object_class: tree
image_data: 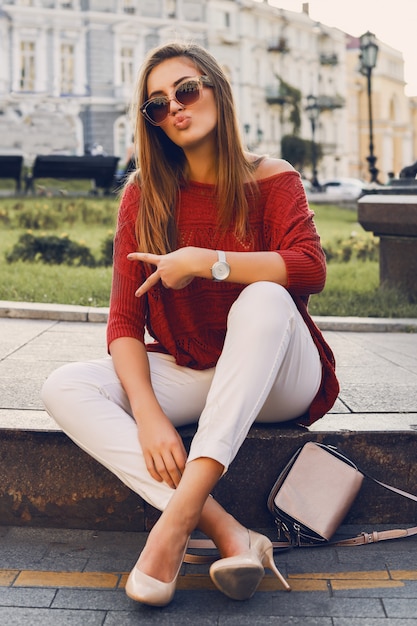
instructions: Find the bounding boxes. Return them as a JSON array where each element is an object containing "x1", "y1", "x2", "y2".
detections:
[
  {"x1": 281, "y1": 135, "x2": 323, "y2": 173},
  {"x1": 274, "y1": 74, "x2": 302, "y2": 136}
]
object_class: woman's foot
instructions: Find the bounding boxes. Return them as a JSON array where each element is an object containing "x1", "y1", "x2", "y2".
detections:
[
  {"x1": 125, "y1": 514, "x2": 191, "y2": 606},
  {"x1": 209, "y1": 529, "x2": 291, "y2": 600}
]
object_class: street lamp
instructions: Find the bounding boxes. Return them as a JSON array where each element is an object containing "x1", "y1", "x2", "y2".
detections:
[
  {"x1": 359, "y1": 31, "x2": 379, "y2": 183},
  {"x1": 306, "y1": 93, "x2": 320, "y2": 189}
]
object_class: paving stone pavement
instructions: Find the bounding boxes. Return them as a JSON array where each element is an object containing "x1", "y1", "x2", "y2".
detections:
[
  {"x1": 1, "y1": 525, "x2": 417, "y2": 625},
  {"x1": 0, "y1": 303, "x2": 417, "y2": 624}
]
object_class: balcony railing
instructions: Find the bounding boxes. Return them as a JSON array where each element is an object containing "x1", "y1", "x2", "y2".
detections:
[
  {"x1": 265, "y1": 85, "x2": 291, "y2": 106},
  {"x1": 319, "y1": 53, "x2": 338, "y2": 66},
  {"x1": 317, "y1": 94, "x2": 345, "y2": 110},
  {"x1": 267, "y1": 37, "x2": 290, "y2": 54}
]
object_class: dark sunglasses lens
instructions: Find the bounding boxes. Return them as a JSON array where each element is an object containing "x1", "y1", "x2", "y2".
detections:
[
  {"x1": 175, "y1": 80, "x2": 201, "y2": 106},
  {"x1": 146, "y1": 99, "x2": 169, "y2": 124}
]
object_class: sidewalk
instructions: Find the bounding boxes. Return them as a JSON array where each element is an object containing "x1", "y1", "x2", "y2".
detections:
[{"x1": 0, "y1": 302, "x2": 417, "y2": 624}]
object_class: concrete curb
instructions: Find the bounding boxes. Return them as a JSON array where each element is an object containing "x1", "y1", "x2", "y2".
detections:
[
  {"x1": 0, "y1": 300, "x2": 109, "y2": 323},
  {"x1": 1, "y1": 300, "x2": 416, "y2": 332}
]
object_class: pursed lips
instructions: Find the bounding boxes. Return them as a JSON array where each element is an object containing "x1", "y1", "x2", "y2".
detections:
[{"x1": 173, "y1": 114, "x2": 191, "y2": 129}]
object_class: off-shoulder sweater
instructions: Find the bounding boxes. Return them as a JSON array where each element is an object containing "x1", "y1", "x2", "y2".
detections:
[{"x1": 107, "y1": 170, "x2": 339, "y2": 425}]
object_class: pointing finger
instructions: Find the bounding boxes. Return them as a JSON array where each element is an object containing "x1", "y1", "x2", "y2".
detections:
[
  {"x1": 135, "y1": 271, "x2": 160, "y2": 297},
  {"x1": 127, "y1": 252, "x2": 160, "y2": 266}
]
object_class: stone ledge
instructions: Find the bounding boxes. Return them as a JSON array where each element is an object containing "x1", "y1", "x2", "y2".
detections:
[
  {"x1": 1, "y1": 414, "x2": 416, "y2": 532},
  {"x1": 1, "y1": 301, "x2": 416, "y2": 332},
  {"x1": 2, "y1": 409, "x2": 417, "y2": 434},
  {"x1": 313, "y1": 316, "x2": 417, "y2": 332},
  {"x1": 358, "y1": 194, "x2": 417, "y2": 236},
  {"x1": 0, "y1": 301, "x2": 109, "y2": 323}
]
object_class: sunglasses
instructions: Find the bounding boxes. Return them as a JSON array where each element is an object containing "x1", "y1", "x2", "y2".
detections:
[{"x1": 141, "y1": 75, "x2": 213, "y2": 126}]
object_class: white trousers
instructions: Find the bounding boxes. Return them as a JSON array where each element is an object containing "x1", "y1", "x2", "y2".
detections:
[{"x1": 42, "y1": 282, "x2": 321, "y2": 512}]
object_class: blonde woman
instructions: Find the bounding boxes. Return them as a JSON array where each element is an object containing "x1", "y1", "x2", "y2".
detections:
[{"x1": 42, "y1": 42, "x2": 339, "y2": 607}]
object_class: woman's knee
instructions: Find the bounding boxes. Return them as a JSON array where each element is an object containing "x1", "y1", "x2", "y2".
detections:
[
  {"x1": 228, "y1": 282, "x2": 295, "y2": 331},
  {"x1": 42, "y1": 362, "x2": 74, "y2": 400},
  {"x1": 41, "y1": 359, "x2": 111, "y2": 414}
]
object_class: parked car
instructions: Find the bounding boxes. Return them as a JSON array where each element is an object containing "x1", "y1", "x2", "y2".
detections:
[
  {"x1": 301, "y1": 178, "x2": 314, "y2": 193},
  {"x1": 320, "y1": 177, "x2": 368, "y2": 200}
]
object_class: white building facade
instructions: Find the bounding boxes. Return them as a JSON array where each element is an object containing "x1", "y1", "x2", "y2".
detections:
[{"x1": 0, "y1": 0, "x2": 410, "y2": 182}]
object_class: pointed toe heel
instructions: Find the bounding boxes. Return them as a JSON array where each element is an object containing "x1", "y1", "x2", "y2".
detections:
[
  {"x1": 125, "y1": 567, "x2": 177, "y2": 607},
  {"x1": 209, "y1": 530, "x2": 291, "y2": 601},
  {"x1": 125, "y1": 538, "x2": 189, "y2": 607}
]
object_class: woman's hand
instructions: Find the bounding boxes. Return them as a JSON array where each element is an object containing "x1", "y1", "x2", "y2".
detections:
[
  {"x1": 128, "y1": 247, "x2": 199, "y2": 296},
  {"x1": 138, "y1": 411, "x2": 188, "y2": 489}
]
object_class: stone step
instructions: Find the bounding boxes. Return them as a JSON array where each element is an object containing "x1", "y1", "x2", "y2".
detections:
[{"x1": 1, "y1": 411, "x2": 416, "y2": 533}]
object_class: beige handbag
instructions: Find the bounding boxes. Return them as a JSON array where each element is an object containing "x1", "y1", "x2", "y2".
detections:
[{"x1": 267, "y1": 441, "x2": 417, "y2": 548}]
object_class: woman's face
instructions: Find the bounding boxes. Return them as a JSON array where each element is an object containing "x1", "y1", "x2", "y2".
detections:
[{"x1": 145, "y1": 56, "x2": 217, "y2": 151}]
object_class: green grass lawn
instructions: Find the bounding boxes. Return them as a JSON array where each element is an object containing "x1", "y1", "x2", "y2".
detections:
[
  {"x1": 0, "y1": 198, "x2": 416, "y2": 317},
  {"x1": 312, "y1": 203, "x2": 360, "y2": 240}
]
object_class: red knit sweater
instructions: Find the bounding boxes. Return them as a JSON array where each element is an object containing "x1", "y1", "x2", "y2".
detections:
[{"x1": 107, "y1": 170, "x2": 339, "y2": 425}]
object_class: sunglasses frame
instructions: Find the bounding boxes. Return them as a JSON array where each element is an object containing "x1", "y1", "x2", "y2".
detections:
[{"x1": 141, "y1": 75, "x2": 213, "y2": 126}]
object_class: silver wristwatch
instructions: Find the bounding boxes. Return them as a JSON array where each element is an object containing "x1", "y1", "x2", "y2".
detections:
[{"x1": 211, "y1": 250, "x2": 230, "y2": 281}]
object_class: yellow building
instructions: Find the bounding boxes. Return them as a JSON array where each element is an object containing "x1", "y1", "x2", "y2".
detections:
[{"x1": 410, "y1": 97, "x2": 417, "y2": 165}]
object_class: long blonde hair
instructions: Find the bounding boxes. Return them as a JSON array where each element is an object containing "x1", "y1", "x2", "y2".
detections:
[{"x1": 130, "y1": 41, "x2": 257, "y2": 254}]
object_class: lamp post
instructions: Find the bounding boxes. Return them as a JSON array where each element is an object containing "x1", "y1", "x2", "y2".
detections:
[
  {"x1": 306, "y1": 94, "x2": 320, "y2": 189},
  {"x1": 359, "y1": 31, "x2": 379, "y2": 183}
]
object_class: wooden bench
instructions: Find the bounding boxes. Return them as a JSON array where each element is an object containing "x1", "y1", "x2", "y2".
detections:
[
  {"x1": 24, "y1": 155, "x2": 120, "y2": 195},
  {"x1": 0, "y1": 155, "x2": 23, "y2": 192}
]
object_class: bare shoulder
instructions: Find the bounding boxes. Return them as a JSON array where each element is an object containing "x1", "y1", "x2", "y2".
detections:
[{"x1": 253, "y1": 156, "x2": 294, "y2": 180}]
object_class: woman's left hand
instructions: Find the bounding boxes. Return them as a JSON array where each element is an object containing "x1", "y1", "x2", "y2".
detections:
[{"x1": 127, "y1": 247, "x2": 197, "y2": 296}]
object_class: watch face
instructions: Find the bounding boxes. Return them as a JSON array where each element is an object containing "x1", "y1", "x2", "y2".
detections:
[{"x1": 212, "y1": 260, "x2": 230, "y2": 281}]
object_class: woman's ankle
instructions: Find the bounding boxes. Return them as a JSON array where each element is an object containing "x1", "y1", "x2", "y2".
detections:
[{"x1": 198, "y1": 507, "x2": 249, "y2": 557}]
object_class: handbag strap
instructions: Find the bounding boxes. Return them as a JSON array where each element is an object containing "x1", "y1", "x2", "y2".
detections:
[
  {"x1": 184, "y1": 538, "x2": 218, "y2": 564},
  {"x1": 331, "y1": 526, "x2": 417, "y2": 547},
  {"x1": 184, "y1": 538, "x2": 292, "y2": 564}
]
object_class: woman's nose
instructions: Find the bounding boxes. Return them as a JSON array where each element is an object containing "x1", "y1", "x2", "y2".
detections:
[{"x1": 168, "y1": 97, "x2": 184, "y2": 114}]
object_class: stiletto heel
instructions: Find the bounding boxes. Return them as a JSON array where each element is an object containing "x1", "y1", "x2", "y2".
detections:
[
  {"x1": 125, "y1": 539, "x2": 189, "y2": 607},
  {"x1": 209, "y1": 529, "x2": 290, "y2": 600},
  {"x1": 261, "y1": 543, "x2": 291, "y2": 592}
]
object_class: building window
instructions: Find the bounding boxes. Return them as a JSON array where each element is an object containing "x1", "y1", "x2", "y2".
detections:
[
  {"x1": 120, "y1": 46, "x2": 134, "y2": 86},
  {"x1": 61, "y1": 43, "x2": 75, "y2": 94},
  {"x1": 20, "y1": 41, "x2": 36, "y2": 91},
  {"x1": 123, "y1": 0, "x2": 136, "y2": 14},
  {"x1": 166, "y1": 0, "x2": 176, "y2": 18}
]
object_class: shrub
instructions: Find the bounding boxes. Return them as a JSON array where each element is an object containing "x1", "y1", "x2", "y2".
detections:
[
  {"x1": 0, "y1": 197, "x2": 117, "y2": 230},
  {"x1": 14, "y1": 202, "x2": 61, "y2": 229},
  {"x1": 6, "y1": 232, "x2": 96, "y2": 267},
  {"x1": 323, "y1": 233, "x2": 379, "y2": 263},
  {"x1": 99, "y1": 231, "x2": 114, "y2": 266}
]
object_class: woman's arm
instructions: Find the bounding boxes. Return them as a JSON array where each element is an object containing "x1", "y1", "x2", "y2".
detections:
[
  {"x1": 129, "y1": 247, "x2": 288, "y2": 297},
  {"x1": 108, "y1": 185, "x2": 187, "y2": 488},
  {"x1": 109, "y1": 336, "x2": 187, "y2": 489}
]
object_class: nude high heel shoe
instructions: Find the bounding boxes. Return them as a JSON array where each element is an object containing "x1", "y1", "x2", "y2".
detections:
[
  {"x1": 125, "y1": 540, "x2": 189, "y2": 607},
  {"x1": 209, "y1": 529, "x2": 291, "y2": 600}
]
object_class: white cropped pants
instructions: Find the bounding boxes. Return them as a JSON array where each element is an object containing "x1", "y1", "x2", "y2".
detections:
[{"x1": 42, "y1": 282, "x2": 321, "y2": 512}]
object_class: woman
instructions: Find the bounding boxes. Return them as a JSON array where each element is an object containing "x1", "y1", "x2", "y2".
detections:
[{"x1": 42, "y1": 41, "x2": 339, "y2": 606}]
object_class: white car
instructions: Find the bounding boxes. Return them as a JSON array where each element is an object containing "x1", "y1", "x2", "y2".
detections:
[{"x1": 321, "y1": 178, "x2": 367, "y2": 200}]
